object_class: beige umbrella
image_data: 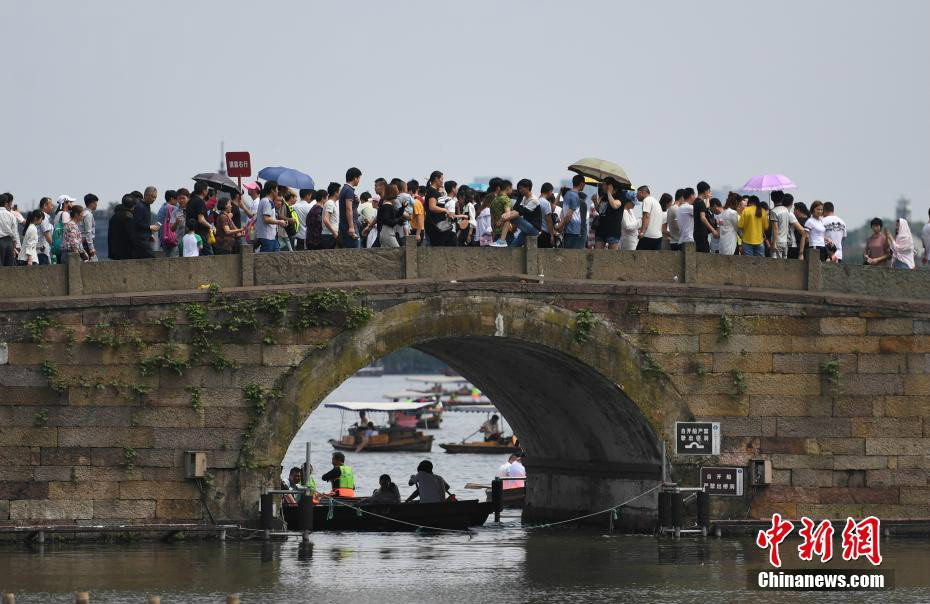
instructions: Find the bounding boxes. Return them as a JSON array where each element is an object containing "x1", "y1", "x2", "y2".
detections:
[{"x1": 567, "y1": 158, "x2": 632, "y2": 188}]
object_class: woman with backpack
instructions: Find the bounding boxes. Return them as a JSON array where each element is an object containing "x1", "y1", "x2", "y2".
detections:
[{"x1": 376, "y1": 184, "x2": 405, "y2": 248}]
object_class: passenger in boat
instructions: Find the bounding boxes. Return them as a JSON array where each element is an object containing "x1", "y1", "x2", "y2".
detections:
[
  {"x1": 480, "y1": 414, "x2": 502, "y2": 442},
  {"x1": 406, "y1": 460, "x2": 453, "y2": 504},
  {"x1": 355, "y1": 421, "x2": 378, "y2": 453},
  {"x1": 505, "y1": 454, "x2": 526, "y2": 490},
  {"x1": 282, "y1": 466, "x2": 304, "y2": 507},
  {"x1": 363, "y1": 474, "x2": 401, "y2": 504},
  {"x1": 321, "y1": 452, "x2": 356, "y2": 497},
  {"x1": 497, "y1": 454, "x2": 517, "y2": 478}
]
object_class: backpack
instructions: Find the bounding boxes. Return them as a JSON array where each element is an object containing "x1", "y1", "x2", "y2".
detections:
[
  {"x1": 305, "y1": 204, "x2": 324, "y2": 248},
  {"x1": 244, "y1": 215, "x2": 257, "y2": 244},
  {"x1": 285, "y1": 204, "x2": 299, "y2": 238},
  {"x1": 161, "y1": 205, "x2": 178, "y2": 248},
  {"x1": 51, "y1": 218, "x2": 64, "y2": 257}
]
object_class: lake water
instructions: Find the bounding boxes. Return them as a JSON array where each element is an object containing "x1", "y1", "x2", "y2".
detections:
[{"x1": 1, "y1": 376, "x2": 928, "y2": 602}]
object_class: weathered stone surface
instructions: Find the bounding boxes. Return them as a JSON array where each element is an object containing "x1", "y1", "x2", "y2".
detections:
[
  {"x1": 864, "y1": 438, "x2": 929, "y2": 456},
  {"x1": 880, "y1": 335, "x2": 930, "y2": 353},
  {"x1": 857, "y1": 354, "x2": 907, "y2": 374},
  {"x1": 790, "y1": 336, "x2": 880, "y2": 354},
  {"x1": 751, "y1": 486, "x2": 819, "y2": 504},
  {"x1": 772, "y1": 353, "x2": 856, "y2": 374},
  {"x1": 792, "y1": 469, "x2": 834, "y2": 487},
  {"x1": 832, "y1": 470, "x2": 866, "y2": 488},
  {"x1": 828, "y1": 454, "x2": 886, "y2": 476},
  {"x1": 712, "y1": 353, "x2": 773, "y2": 373},
  {"x1": 866, "y1": 469, "x2": 928, "y2": 487},
  {"x1": 796, "y1": 503, "x2": 863, "y2": 518},
  {"x1": 838, "y1": 374, "x2": 905, "y2": 396},
  {"x1": 699, "y1": 334, "x2": 794, "y2": 354},
  {"x1": 131, "y1": 407, "x2": 205, "y2": 429},
  {"x1": 751, "y1": 395, "x2": 833, "y2": 418},
  {"x1": 0, "y1": 481, "x2": 48, "y2": 499},
  {"x1": 776, "y1": 418, "x2": 851, "y2": 438},
  {"x1": 10, "y1": 499, "x2": 93, "y2": 520},
  {"x1": 93, "y1": 499, "x2": 156, "y2": 519},
  {"x1": 899, "y1": 487, "x2": 930, "y2": 505},
  {"x1": 759, "y1": 437, "x2": 808, "y2": 454},
  {"x1": 58, "y1": 427, "x2": 154, "y2": 448},
  {"x1": 814, "y1": 439, "x2": 865, "y2": 455},
  {"x1": 771, "y1": 454, "x2": 834, "y2": 469},
  {"x1": 860, "y1": 504, "x2": 930, "y2": 519},
  {"x1": 151, "y1": 428, "x2": 242, "y2": 450},
  {"x1": 908, "y1": 354, "x2": 930, "y2": 374},
  {"x1": 0, "y1": 499, "x2": 8, "y2": 520},
  {"x1": 48, "y1": 481, "x2": 119, "y2": 500},
  {"x1": 0, "y1": 467, "x2": 35, "y2": 481},
  {"x1": 688, "y1": 395, "x2": 748, "y2": 417},
  {"x1": 33, "y1": 466, "x2": 74, "y2": 482},
  {"x1": 72, "y1": 466, "x2": 141, "y2": 482},
  {"x1": 156, "y1": 499, "x2": 203, "y2": 520},
  {"x1": 866, "y1": 318, "x2": 914, "y2": 335},
  {"x1": 0, "y1": 447, "x2": 39, "y2": 466},
  {"x1": 819, "y1": 487, "x2": 898, "y2": 504},
  {"x1": 41, "y1": 447, "x2": 92, "y2": 466},
  {"x1": 262, "y1": 345, "x2": 313, "y2": 367},
  {"x1": 745, "y1": 374, "x2": 822, "y2": 396},
  {"x1": 0, "y1": 427, "x2": 58, "y2": 447},
  {"x1": 852, "y1": 418, "x2": 923, "y2": 438},
  {"x1": 904, "y1": 375, "x2": 930, "y2": 396},
  {"x1": 749, "y1": 501, "x2": 797, "y2": 519},
  {"x1": 882, "y1": 396, "x2": 929, "y2": 418},
  {"x1": 820, "y1": 317, "x2": 866, "y2": 335},
  {"x1": 119, "y1": 480, "x2": 199, "y2": 500}
]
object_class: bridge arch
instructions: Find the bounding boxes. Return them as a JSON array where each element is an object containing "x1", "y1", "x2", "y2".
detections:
[{"x1": 249, "y1": 294, "x2": 693, "y2": 527}]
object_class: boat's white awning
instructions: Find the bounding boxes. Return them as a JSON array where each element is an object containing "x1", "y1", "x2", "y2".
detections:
[
  {"x1": 443, "y1": 405, "x2": 498, "y2": 413},
  {"x1": 405, "y1": 375, "x2": 470, "y2": 384},
  {"x1": 382, "y1": 390, "x2": 441, "y2": 400},
  {"x1": 324, "y1": 401, "x2": 436, "y2": 412}
]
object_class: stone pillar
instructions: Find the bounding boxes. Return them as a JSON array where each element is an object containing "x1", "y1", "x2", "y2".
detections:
[
  {"x1": 240, "y1": 244, "x2": 254, "y2": 287},
  {"x1": 805, "y1": 251, "x2": 821, "y2": 291},
  {"x1": 681, "y1": 242, "x2": 696, "y2": 283},
  {"x1": 525, "y1": 236, "x2": 539, "y2": 277},
  {"x1": 66, "y1": 253, "x2": 83, "y2": 296},
  {"x1": 403, "y1": 235, "x2": 418, "y2": 279}
]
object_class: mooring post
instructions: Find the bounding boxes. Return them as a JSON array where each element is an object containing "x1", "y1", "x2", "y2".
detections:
[
  {"x1": 74, "y1": 592, "x2": 89, "y2": 604},
  {"x1": 491, "y1": 478, "x2": 503, "y2": 522},
  {"x1": 260, "y1": 492, "x2": 274, "y2": 531},
  {"x1": 658, "y1": 491, "x2": 671, "y2": 533},
  {"x1": 304, "y1": 442, "x2": 312, "y2": 483},
  {"x1": 298, "y1": 489, "x2": 314, "y2": 533},
  {"x1": 37, "y1": 530, "x2": 45, "y2": 544},
  {"x1": 670, "y1": 492, "x2": 683, "y2": 530},
  {"x1": 696, "y1": 491, "x2": 710, "y2": 529}
]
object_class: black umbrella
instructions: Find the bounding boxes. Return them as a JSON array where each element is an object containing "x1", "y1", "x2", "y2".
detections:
[{"x1": 192, "y1": 172, "x2": 239, "y2": 193}]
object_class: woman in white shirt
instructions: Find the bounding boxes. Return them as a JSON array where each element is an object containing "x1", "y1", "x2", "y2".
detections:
[
  {"x1": 476, "y1": 205, "x2": 492, "y2": 246},
  {"x1": 620, "y1": 196, "x2": 641, "y2": 251},
  {"x1": 717, "y1": 195, "x2": 740, "y2": 256},
  {"x1": 805, "y1": 200, "x2": 828, "y2": 261},
  {"x1": 17, "y1": 210, "x2": 43, "y2": 265},
  {"x1": 885, "y1": 218, "x2": 915, "y2": 269}
]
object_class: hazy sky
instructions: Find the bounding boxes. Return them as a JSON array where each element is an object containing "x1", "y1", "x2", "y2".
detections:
[{"x1": 2, "y1": 1, "x2": 927, "y2": 226}]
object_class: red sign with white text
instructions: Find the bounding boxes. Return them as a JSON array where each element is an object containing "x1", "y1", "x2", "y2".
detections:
[{"x1": 225, "y1": 151, "x2": 251, "y2": 177}]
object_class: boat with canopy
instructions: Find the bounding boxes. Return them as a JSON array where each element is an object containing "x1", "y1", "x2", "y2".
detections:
[
  {"x1": 382, "y1": 390, "x2": 443, "y2": 429},
  {"x1": 325, "y1": 401, "x2": 435, "y2": 452}
]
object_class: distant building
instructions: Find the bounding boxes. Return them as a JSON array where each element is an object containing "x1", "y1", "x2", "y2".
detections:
[{"x1": 895, "y1": 196, "x2": 911, "y2": 222}]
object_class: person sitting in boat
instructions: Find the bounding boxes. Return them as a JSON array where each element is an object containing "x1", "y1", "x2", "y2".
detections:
[
  {"x1": 406, "y1": 460, "x2": 453, "y2": 503},
  {"x1": 479, "y1": 414, "x2": 502, "y2": 442},
  {"x1": 504, "y1": 454, "x2": 526, "y2": 490},
  {"x1": 321, "y1": 452, "x2": 356, "y2": 497},
  {"x1": 355, "y1": 421, "x2": 378, "y2": 453},
  {"x1": 352, "y1": 410, "x2": 369, "y2": 429},
  {"x1": 281, "y1": 466, "x2": 303, "y2": 507},
  {"x1": 362, "y1": 474, "x2": 401, "y2": 504}
]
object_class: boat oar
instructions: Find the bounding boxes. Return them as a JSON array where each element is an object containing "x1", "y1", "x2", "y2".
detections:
[
  {"x1": 460, "y1": 429, "x2": 480, "y2": 444},
  {"x1": 464, "y1": 483, "x2": 491, "y2": 490}
]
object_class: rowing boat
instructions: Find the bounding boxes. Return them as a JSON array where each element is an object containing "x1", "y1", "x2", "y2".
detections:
[
  {"x1": 439, "y1": 441, "x2": 520, "y2": 454},
  {"x1": 329, "y1": 433, "x2": 434, "y2": 452},
  {"x1": 282, "y1": 499, "x2": 493, "y2": 531}
]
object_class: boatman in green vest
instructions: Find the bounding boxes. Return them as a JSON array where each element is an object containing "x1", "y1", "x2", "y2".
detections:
[{"x1": 322, "y1": 452, "x2": 356, "y2": 497}]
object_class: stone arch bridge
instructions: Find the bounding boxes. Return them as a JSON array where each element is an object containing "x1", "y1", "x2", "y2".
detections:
[{"x1": 0, "y1": 242, "x2": 927, "y2": 530}]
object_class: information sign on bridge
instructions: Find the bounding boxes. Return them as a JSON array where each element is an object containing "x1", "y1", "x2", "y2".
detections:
[
  {"x1": 675, "y1": 421, "x2": 720, "y2": 455},
  {"x1": 700, "y1": 467, "x2": 744, "y2": 496}
]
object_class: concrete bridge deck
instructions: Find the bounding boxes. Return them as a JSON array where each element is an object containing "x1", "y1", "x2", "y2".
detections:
[{"x1": 0, "y1": 243, "x2": 927, "y2": 530}]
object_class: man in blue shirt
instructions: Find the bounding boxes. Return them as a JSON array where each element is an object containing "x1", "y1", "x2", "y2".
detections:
[
  {"x1": 556, "y1": 174, "x2": 587, "y2": 249},
  {"x1": 339, "y1": 167, "x2": 362, "y2": 248}
]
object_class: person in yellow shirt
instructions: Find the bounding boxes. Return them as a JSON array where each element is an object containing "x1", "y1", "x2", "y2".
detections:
[
  {"x1": 407, "y1": 179, "x2": 425, "y2": 244},
  {"x1": 738, "y1": 196, "x2": 769, "y2": 256}
]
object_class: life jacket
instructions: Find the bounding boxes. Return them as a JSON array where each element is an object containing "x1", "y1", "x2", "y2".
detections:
[
  {"x1": 305, "y1": 204, "x2": 323, "y2": 248},
  {"x1": 285, "y1": 204, "x2": 299, "y2": 238},
  {"x1": 337, "y1": 465, "x2": 354, "y2": 490}
]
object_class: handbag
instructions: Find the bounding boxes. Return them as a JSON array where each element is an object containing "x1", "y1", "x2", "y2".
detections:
[{"x1": 161, "y1": 206, "x2": 178, "y2": 247}]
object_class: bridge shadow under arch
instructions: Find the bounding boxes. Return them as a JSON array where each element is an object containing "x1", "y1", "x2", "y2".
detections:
[{"x1": 249, "y1": 295, "x2": 693, "y2": 527}]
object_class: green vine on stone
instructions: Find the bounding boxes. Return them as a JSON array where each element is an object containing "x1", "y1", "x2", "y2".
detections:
[
  {"x1": 345, "y1": 305, "x2": 375, "y2": 329},
  {"x1": 25, "y1": 314, "x2": 61, "y2": 348},
  {"x1": 33, "y1": 410, "x2": 49, "y2": 427},
  {"x1": 820, "y1": 357, "x2": 842, "y2": 395},
  {"x1": 124, "y1": 447, "x2": 138, "y2": 471},
  {"x1": 730, "y1": 369, "x2": 747, "y2": 399},
  {"x1": 718, "y1": 314, "x2": 733, "y2": 340},
  {"x1": 573, "y1": 309, "x2": 595, "y2": 344},
  {"x1": 188, "y1": 386, "x2": 204, "y2": 417},
  {"x1": 238, "y1": 383, "x2": 282, "y2": 469},
  {"x1": 139, "y1": 344, "x2": 189, "y2": 377},
  {"x1": 40, "y1": 360, "x2": 69, "y2": 392},
  {"x1": 153, "y1": 315, "x2": 177, "y2": 331},
  {"x1": 642, "y1": 354, "x2": 669, "y2": 381},
  {"x1": 83, "y1": 319, "x2": 144, "y2": 351}
]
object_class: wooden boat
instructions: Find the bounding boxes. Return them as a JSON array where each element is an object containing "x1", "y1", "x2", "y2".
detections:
[
  {"x1": 282, "y1": 499, "x2": 493, "y2": 531},
  {"x1": 324, "y1": 401, "x2": 437, "y2": 452},
  {"x1": 329, "y1": 433, "x2": 433, "y2": 452},
  {"x1": 486, "y1": 486, "x2": 525, "y2": 508},
  {"x1": 439, "y1": 441, "x2": 520, "y2": 454}
]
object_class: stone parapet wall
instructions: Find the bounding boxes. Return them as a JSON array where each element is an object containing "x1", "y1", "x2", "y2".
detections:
[{"x1": 1, "y1": 241, "x2": 927, "y2": 303}]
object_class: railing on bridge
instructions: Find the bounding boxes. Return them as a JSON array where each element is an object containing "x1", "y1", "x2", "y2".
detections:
[{"x1": 0, "y1": 237, "x2": 927, "y2": 302}]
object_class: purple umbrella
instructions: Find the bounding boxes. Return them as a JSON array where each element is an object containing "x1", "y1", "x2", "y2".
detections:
[{"x1": 742, "y1": 174, "x2": 796, "y2": 192}]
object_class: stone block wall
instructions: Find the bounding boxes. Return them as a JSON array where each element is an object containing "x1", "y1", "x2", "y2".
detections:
[{"x1": 0, "y1": 280, "x2": 927, "y2": 527}]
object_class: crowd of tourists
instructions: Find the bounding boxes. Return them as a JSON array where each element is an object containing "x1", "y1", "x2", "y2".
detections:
[{"x1": 0, "y1": 169, "x2": 928, "y2": 269}]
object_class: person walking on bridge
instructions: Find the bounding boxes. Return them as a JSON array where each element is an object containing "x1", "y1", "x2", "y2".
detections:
[{"x1": 322, "y1": 451, "x2": 356, "y2": 497}]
